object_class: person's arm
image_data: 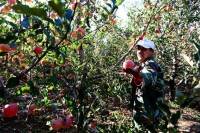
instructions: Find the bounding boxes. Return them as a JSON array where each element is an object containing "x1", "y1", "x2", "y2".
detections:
[
  {"x1": 122, "y1": 66, "x2": 142, "y2": 78},
  {"x1": 123, "y1": 66, "x2": 143, "y2": 86},
  {"x1": 140, "y1": 61, "x2": 159, "y2": 93}
]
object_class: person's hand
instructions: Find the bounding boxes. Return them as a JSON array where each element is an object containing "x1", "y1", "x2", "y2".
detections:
[
  {"x1": 132, "y1": 66, "x2": 142, "y2": 77},
  {"x1": 123, "y1": 65, "x2": 142, "y2": 77},
  {"x1": 122, "y1": 67, "x2": 134, "y2": 74}
]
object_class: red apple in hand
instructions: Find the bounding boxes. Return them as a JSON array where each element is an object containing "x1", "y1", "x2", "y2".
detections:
[
  {"x1": 123, "y1": 60, "x2": 135, "y2": 69},
  {"x1": 2, "y1": 103, "x2": 18, "y2": 118}
]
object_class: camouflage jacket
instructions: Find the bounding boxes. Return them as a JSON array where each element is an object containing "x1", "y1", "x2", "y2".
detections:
[{"x1": 132, "y1": 57, "x2": 164, "y2": 97}]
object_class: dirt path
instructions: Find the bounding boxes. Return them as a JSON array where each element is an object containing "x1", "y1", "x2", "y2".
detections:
[
  {"x1": 178, "y1": 108, "x2": 200, "y2": 133},
  {"x1": 0, "y1": 103, "x2": 199, "y2": 132}
]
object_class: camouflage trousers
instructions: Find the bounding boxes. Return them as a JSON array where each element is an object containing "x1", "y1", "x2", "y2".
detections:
[{"x1": 132, "y1": 89, "x2": 165, "y2": 127}]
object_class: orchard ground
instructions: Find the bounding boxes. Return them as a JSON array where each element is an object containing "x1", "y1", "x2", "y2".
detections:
[{"x1": 0, "y1": 100, "x2": 199, "y2": 132}]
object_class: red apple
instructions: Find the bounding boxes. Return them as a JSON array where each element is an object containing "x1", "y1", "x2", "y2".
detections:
[
  {"x1": 1, "y1": 6, "x2": 11, "y2": 14},
  {"x1": 166, "y1": 5, "x2": 173, "y2": 11},
  {"x1": 142, "y1": 31, "x2": 146, "y2": 36},
  {"x1": 155, "y1": 28, "x2": 161, "y2": 33},
  {"x1": 12, "y1": 57, "x2": 21, "y2": 63},
  {"x1": 0, "y1": 44, "x2": 11, "y2": 52},
  {"x1": 139, "y1": 35, "x2": 144, "y2": 40},
  {"x1": 71, "y1": 32, "x2": 77, "y2": 38},
  {"x1": 33, "y1": 46, "x2": 42, "y2": 54},
  {"x1": 50, "y1": 13, "x2": 58, "y2": 19},
  {"x1": 123, "y1": 60, "x2": 135, "y2": 69},
  {"x1": 144, "y1": 20, "x2": 149, "y2": 24},
  {"x1": 65, "y1": 115, "x2": 73, "y2": 128},
  {"x1": 89, "y1": 12, "x2": 93, "y2": 17},
  {"x1": 8, "y1": 0, "x2": 16, "y2": 6},
  {"x1": 89, "y1": 122, "x2": 96, "y2": 128},
  {"x1": 41, "y1": 60, "x2": 46, "y2": 66},
  {"x1": 76, "y1": 27, "x2": 86, "y2": 36},
  {"x1": 28, "y1": 104, "x2": 39, "y2": 115},
  {"x1": 154, "y1": 15, "x2": 160, "y2": 21},
  {"x1": 144, "y1": 2, "x2": 151, "y2": 8},
  {"x1": 57, "y1": 74, "x2": 63, "y2": 79},
  {"x1": 51, "y1": 118, "x2": 63, "y2": 131},
  {"x1": 2, "y1": 103, "x2": 18, "y2": 118},
  {"x1": 169, "y1": 24, "x2": 174, "y2": 29}
]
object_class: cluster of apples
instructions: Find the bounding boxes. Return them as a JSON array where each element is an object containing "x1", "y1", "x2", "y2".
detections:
[
  {"x1": 0, "y1": 44, "x2": 11, "y2": 52},
  {"x1": 51, "y1": 115, "x2": 73, "y2": 131},
  {"x1": 0, "y1": 0, "x2": 15, "y2": 13},
  {"x1": 2, "y1": 103, "x2": 39, "y2": 118},
  {"x1": 70, "y1": 27, "x2": 86, "y2": 38}
]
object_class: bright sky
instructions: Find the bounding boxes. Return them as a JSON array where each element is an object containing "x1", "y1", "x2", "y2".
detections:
[{"x1": 116, "y1": 0, "x2": 143, "y2": 26}]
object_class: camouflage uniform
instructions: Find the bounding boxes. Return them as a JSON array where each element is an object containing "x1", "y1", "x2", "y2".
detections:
[{"x1": 132, "y1": 57, "x2": 164, "y2": 127}]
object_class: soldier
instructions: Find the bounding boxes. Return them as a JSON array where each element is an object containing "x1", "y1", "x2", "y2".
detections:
[{"x1": 123, "y1": 38, "x2": 166, "y2": 132}]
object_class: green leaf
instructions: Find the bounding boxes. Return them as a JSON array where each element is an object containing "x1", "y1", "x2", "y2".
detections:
[
  {"x1": 78, "y1": 107, "x2": 84, "y2": 129},
  {"x1": 76, "y1": 63, "x2": 86, "y2": 72},
  {"x1": 171, "y1": 111, "x2": 181, "y2": 126},
  {"x1": 112, "y1": 0, "x2": 117, "y2": 5},
  {"x1": 116, "y1": 0, "x2": 124, "y2": 6},
  {"x1": 102, "y1": 6, "x2": 110, "y2": 14},
  {"x1": 50, "y1": 37, "x2": 56, "y2": 47},
  {"x1": 7, "y1": 21, "x2": 18, "y2": 28},
  {"x1": 194, "y1": 53, "x2": 200, "y2": 62},
  {"x1": 0, "y1": 52, "x2": 7, "y2": 56},
  {"x1": 16, "y1": 90, "x2": 22, "y2": 95},
  {"x1": 6, "y1": 77, "x2": 20, "y2": 88},
  {"x1": 106, "y1": 3, "x2": 113, "y2": 8},
  {"x1": 192, "y1": 83, "x2": 200, "y2": 97},
  {"x1": 176, "y1": 89, "x2": 184, "y2": 97},
  {"x1": 27, "y1": 80, "x2": 39, "y2": 96},
  {"x1": 0, "y1": 35, "x2": 16, "y2": 43},
  {"x1": 48, "y1": 0, "x2": 65, "y2": 18},
  {"x1": 157, "y1": 101, "x2": 171, "y2": 116},
  {"x1": 12, "y1": 4, "x2": 54, "y2": 24},
  {"x1": 21, "y1": 86, "x2": 30, "y2": 91},
  {"x1": 180, "y1": 97, "x2": 194, "y2": 108}
]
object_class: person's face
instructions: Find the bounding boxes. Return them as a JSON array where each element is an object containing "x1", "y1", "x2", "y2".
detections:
[{"x1": 137, "y1": 45, "x2": 154, "y2": 63}]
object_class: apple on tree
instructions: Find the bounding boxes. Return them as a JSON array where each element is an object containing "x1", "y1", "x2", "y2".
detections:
[
  {"x1": 71, "y1": 32, "x2": 77, "y2": 38},
  {"x1": 41, "y1": 59, "x2": 46, "y2": 66},
  {"x1": 1, "y1": 6, "x2": 11, "y2": 14},
  {"x1": 33, "y1": 46, "x2": 42, "y2": 54},
  {"x1": 2, "y1": 103, "x2": 19, "y2": 118},
  {"x1": 51, "y1": 118, "x2": 63, "y2": 131},
  {"x1": 8, "y1": 0, "x2": 16, "y2": 6},
  {"x1": 0, "y1": 44, "x2": 11, "y2": 52},
  {"x1": 28, "y1": 104, "x2": 39, "y2": 115},
  {"x1": 64, "y1": 115, "x2": 73, "y2": 128},
  {"x1": 89, "y1": 121, "x2": 96, "y2": 128}
]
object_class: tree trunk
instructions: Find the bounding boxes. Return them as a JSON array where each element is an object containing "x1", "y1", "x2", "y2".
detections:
[
  {"x1": 169, "y1": 76, "x2": 175, "y2": 101},
  {"x1": 169, "y1": 47, "x2": 178, "y2": 101}
]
